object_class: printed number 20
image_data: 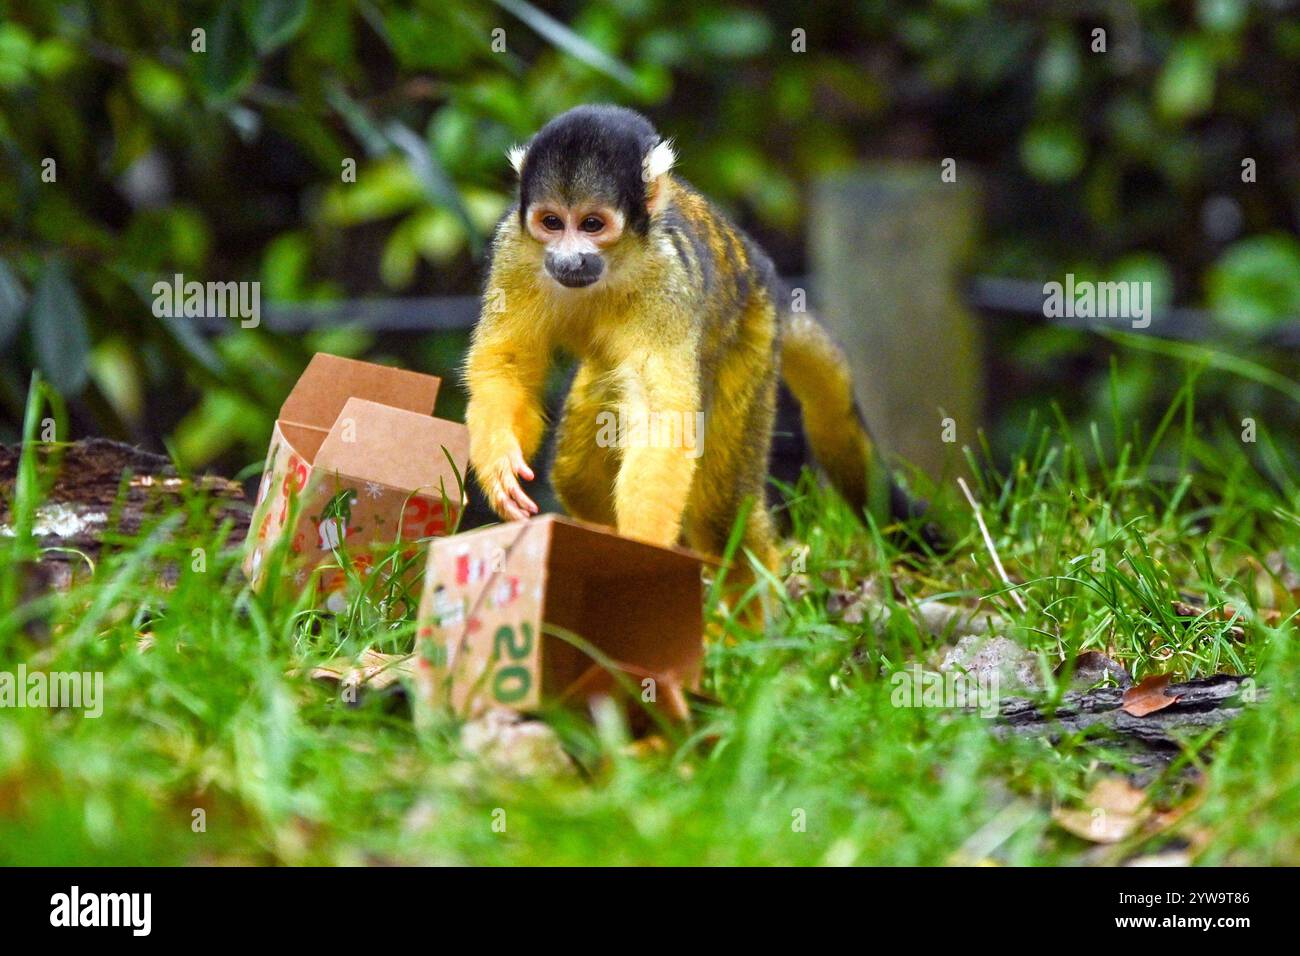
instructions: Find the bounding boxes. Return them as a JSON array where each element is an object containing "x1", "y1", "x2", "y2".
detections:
[{"x1": 492, "y1": 623, "x2": 534, "y2": 703}]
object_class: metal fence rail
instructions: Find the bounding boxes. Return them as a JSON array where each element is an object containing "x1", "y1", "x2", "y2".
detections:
[{"x1": 206, "y1": 278, "x2": 1300, "y2": 348}]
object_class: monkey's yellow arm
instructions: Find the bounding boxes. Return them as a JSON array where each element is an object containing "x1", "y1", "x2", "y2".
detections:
[
  {"x1": 464, "y1": 286, "x2": 551, "y2": 521},
  {"x1": 611, "y1": 342, "x2": 701, "y2": 547}
]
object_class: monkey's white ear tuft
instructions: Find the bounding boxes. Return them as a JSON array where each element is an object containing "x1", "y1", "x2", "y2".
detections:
[
  {"x1": 507, "y1": 144, "x2": 528, "y2": 176},
  {"x1": 643, "y1": 138, "x2": 676, "y2": 183}
]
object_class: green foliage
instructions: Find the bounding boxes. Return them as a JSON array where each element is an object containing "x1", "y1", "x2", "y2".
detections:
[
  {"x1": 1206, "y1": 234, "x2": 1300, "y2": 334},
  {"x1": 0, "y1": 0, "x2": 1297, "y2": 469}
]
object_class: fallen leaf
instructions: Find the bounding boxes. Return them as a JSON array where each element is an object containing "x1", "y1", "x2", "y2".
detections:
[
  {"x1": 309, "y1": 649, "x2": 413, "y2": 693},
  {"x1": 1056, "y1": 777, "x2": 1207, "y2": 850},
  {"x1": 1122, "y1": 674, "x2": 1182, "y2": 717},
  {"x1": 1053, "y1": 778, "x2": 1149, "y2": 844}
]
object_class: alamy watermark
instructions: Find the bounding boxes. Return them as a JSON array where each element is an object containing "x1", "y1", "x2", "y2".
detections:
[
  {"x1": 50, "y1": 886, "x2": 150, "y2": 936},
  {"x1": 890, "y1": 663, "x2": 1000, "y2": 718},
  {"x1": 595, "y1": 406, "x2": 705, "y2": 459},
  {"x1": 152, "y1": 273, "x2": 260, "y2": 328},
  {"x1": 0, "y1": 666, "x2": 103, "y2": 717},
  {"x1": 1043, "y1": 273, "x2": 1152, "y2": 329}
]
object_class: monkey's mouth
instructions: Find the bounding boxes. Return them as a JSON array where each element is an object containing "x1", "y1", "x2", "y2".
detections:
[{"x1": 551, "y1": 271, "x2": 601, "y2": 289}]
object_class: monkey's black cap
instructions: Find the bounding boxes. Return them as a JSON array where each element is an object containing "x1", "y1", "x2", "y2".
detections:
[{"x1": 517, "y1": 105, "x2": 663, "y2": 235}]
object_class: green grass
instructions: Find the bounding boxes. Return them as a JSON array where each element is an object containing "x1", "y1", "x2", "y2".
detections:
[{"x1": 1, "y1": 368, "x2": 1298, "y2": 866}]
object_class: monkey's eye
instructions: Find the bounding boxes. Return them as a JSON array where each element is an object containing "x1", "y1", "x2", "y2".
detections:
[
  {"x1": 540, "y1": 214, "x2": 564, "y2": 231},
  {"x1": 579, "y1": 216, "x2": 605, "y2": 233}
]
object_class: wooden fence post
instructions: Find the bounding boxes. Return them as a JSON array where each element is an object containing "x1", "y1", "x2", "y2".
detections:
[{"x1": 810, "y1": 164, "x2": 984, "y2": 486}]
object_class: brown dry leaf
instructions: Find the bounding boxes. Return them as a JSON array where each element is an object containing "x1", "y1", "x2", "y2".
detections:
[
  {"x1": 1053, "y1": 778, "x2": 1149, "y2": 844},
  {"x1": 1056, "y1": 778, "x2": 1208, "y2": 851},
  {"x1": 1122, "y1": 673, "x2": 1182, "y2": 717},
  {"x1": 308, "y1": 649, "x2": 413, "y2": 692}
]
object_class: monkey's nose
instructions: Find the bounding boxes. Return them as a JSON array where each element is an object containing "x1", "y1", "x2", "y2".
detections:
[{"x1": 545, "y1": 251, "x2": 604, "y2": 288}]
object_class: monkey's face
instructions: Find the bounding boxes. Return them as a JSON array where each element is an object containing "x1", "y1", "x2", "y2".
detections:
[
  {"x1": 524, "y1": 202, "x2": 625, "y2": 289},
  {"x1": 511, "y1": 106, "x2": 677, "y2": 293}
]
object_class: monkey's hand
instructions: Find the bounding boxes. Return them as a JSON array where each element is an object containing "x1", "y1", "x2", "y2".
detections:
[{"x1": 474, "y1": 436, "x2": 539, "y2": 522}]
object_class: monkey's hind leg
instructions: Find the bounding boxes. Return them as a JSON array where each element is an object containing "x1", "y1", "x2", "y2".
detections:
[
  {"x1": 686, "y1": 370, "x2": 782, "y2": 634},
  {"x1": 550, "y1": 363, "x2": 619, "y2": 527}
]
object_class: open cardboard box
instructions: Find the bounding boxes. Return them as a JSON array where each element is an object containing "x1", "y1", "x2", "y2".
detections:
[
  {"x1": 415, "y1": 514, "x2": 707, "y2": 724},
  {"x1": 244, "y1": 353, "x2": 469, "y2": 602}
]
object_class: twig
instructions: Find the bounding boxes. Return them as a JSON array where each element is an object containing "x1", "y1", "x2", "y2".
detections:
[{"x1": 957, "y1": 476, "x2": 1029, "y2": 614}]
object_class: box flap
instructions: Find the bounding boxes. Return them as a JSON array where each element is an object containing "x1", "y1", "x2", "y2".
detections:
[
  {"x1": 538, "y1": 515, "x2": 706, "y2": 698},
  {"x1": 314, "y1": 397, "x2": 469, "y2": 493},
  {"x1": 279, "y1": 353, "x2": 441, "y2": 431},
  {"x1": 559, "y1": 660, "x2": 691, "y2": 722}
]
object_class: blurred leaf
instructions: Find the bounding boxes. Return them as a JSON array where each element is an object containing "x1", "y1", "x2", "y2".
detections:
[
  {"x1": 222, "y1": 103, "x2": 262, "y2": 142},
  {"x1": 373, "y1": 6, "x2": 477, "y2": 70},
  {"x1": 325, "y1": 82, "x2": 390, "y2": 157},
  {"x1": 1156, "y1": 38, "x2": 1216, "y2": 121},
  {"x1": 261, "y1": 232, "x2": 311, "y2": 301},
  {"x1": 409, "y1": 207, "x2": 470, "y2": 264},
  {"x1": 462, "y1": 186, "x2": 513, "y2": 232},
  {"x1": 1104, "y1": 95, "x2": 1159, "y2": 157},
  {"x1": 0, "y1": 258, "x2": 28, "y2": 347},
  {"x1": 385, "y1": 120, "x2": 482, "y2": 255},
  {"x1": 173, "y1": 388, "x2": 267, "y2": 467},
  {"x1": 322, "y1": 157, "x2": 423, "y2": 225},
  {"x1": 637, "y1": 29, "x2": 689, "y2": 67},
  {"x1": 304, "y1": 325, "x2": 373, "y2": 358},
  {"x1": 241, "y1": 0, "x2": 309, "y2": 54},
  {"x1": 1197, "y1": 0, "x2": 1246, "y2": 34},
  {"x1": 111, "y1": 266, "x2": 229, "y2": 381},
  {"x1": 1110, "y1": 253, "x2": 1174, "y2": 315},
  {"x1": 1206, "y1": 235, "x2": 1300, "y2": 335},
  {"x1": 0, "y1": 23, "x2": 33, "y2": 88},
  {"x1": 429, "y1": 107, "x2": 477, "y2": 170},
  {"x1": 380, "y1": 221, "x2": 419, "y2": 289},
  {"x1": 1020, "y1": 122, "x2": 1086, "y2": 182},
  {"x1": 31, "y1": 38, "x2": 78, "y2": 78},
  {"x1": 89, "y1": 339, "x2": 144, "y2": 424},
  {"x1": 694, "y1": 10, "x2": 772, "y2": 59},
  {"x1": 199, "y1": 6, "x2": 258, "y2": 102},
  {"x1": 491, "y1": 0, "x2": 639, "y2": 88},
  {"x1": 29, "y1": 259, "x2": 91, "y2": 395},
  {"x1": 1036, "y1": 30, "x2": 1080, "y2": 100},
  {"x1": 128, "y1": 61, "x2": 187, "y2": 114}
]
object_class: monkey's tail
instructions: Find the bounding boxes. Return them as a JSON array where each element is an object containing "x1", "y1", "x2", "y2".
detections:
[{"x1": 780, "y1": 313, "x2": 930, "y2": 531}]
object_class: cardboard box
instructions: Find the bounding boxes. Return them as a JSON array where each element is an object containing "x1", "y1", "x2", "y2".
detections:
[
  {"x1": 415, "y1": 515, "x2": 706, "y2": 722},
  {"x1": 244, "y1": 353, "x2": 469, "y2": 601}
]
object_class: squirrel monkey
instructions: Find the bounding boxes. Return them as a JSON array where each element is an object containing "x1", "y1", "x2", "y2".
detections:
[{"x1": 466, "y1": 105, "x2": 924, "y2": 604}]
